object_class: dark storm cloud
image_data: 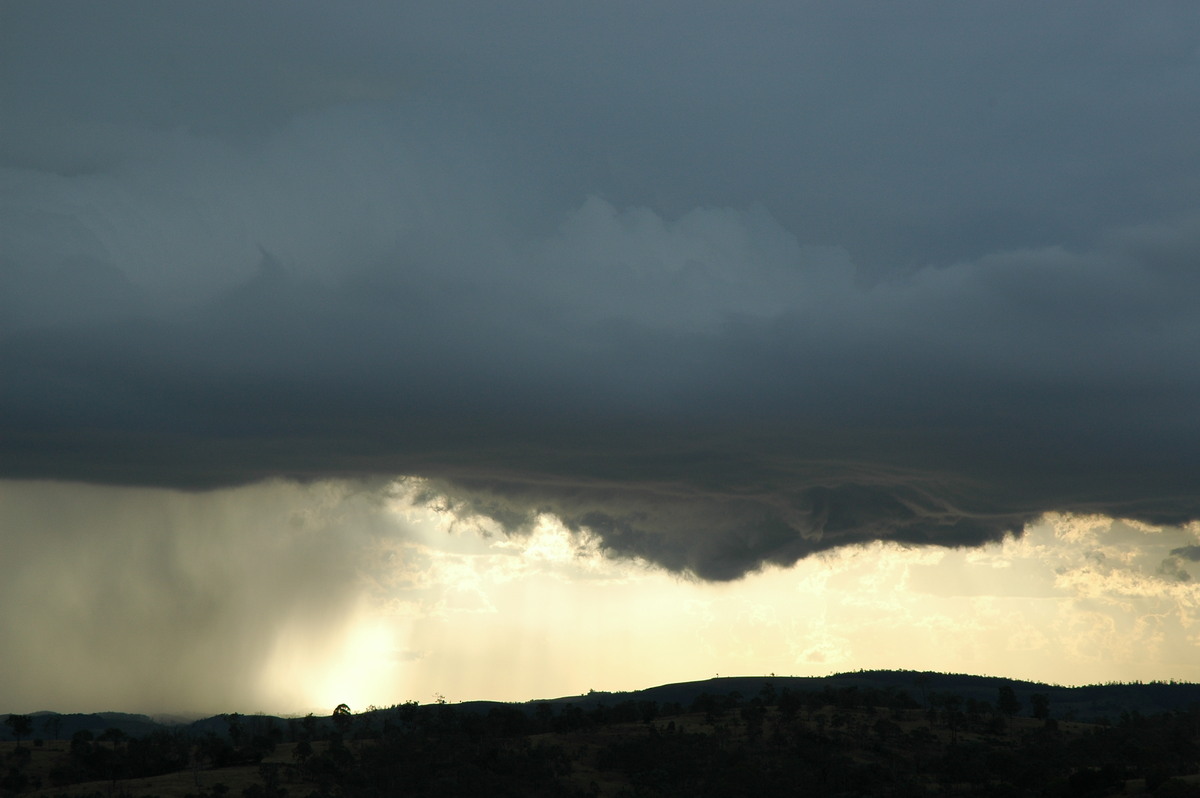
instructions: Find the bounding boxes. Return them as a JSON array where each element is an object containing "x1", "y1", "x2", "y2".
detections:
[
  {"x1": 1157, "y1": 557, "x2": 1193, "y2": 583},
  {"x1": 1172, "y1": 546, "x2": 1200, "y2": 562},
  {"x1": 3, "y1": 1, "x2": 1200, "y2": 580}
]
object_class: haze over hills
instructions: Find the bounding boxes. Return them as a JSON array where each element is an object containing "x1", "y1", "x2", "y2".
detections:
[
  {"x1": 6, "y1": 670, "x2": 1200, "y2": 742},
  {"x1": 5, "y1": 670, "x2": 1200, "y2": 798}
]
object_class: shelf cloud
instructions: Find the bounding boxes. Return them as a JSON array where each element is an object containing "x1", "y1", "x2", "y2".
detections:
[{"x1": 3, "y1": 1, "x2": 1199, "y2": 582}]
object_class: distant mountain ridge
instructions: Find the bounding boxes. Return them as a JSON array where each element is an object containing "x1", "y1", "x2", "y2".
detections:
[
  {"x1": 521, "y1": 670, "x2": 1200, "y2": 722},
  {"x1": 5, "y1": 670, "x2": 1200, "y2": 741},
  {"x1": 2, "y1": 711, "x2": 163, "y2": 742}
]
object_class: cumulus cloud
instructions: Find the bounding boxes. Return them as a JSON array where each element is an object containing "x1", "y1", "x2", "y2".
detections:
[{"x1": 3, "y1": 1, "x2": 1200, "y2": 584}]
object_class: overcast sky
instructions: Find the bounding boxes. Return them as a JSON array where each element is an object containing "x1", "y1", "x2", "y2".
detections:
[{"x1": 3, "y1": 1, "x2": 1200, "y2": 714}]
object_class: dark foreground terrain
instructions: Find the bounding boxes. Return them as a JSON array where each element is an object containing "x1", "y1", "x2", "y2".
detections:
[{"x1": 4, "y1": 671, "x2": 1200, "y2": 797}]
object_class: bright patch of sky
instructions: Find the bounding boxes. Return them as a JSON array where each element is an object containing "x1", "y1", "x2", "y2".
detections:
[
  {"x1": 268, "y1": 484, "x2": 1200, "y2": 711},
  {"x1": 1, "y1": 478, "x2": 1197, "y2": 714}
]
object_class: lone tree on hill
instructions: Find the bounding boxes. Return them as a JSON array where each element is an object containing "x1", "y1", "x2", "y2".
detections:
[
  {"x1": 332, "y1": 704, "x2": 353, "y2": 736},
  {"x1": 4, "y1": 714, "x2": 33, "y2": 748},
  {"x1": 997, "y1": 684, "x2": 1021, "y2": 718}
]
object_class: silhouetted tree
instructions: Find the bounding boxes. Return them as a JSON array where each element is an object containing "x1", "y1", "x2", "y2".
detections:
[
  {"x1": 41, "y1": 715, "x2": 63, "y2": 741},
  {"x1": 293, "y1": 737, "x2": 313, "y2": 765},
  {"x1": 997, "y1": 684, "x2": 1020, "y2": 718},
  {"x1": 758, "y1": 681, "x2": 777, "y2": 706},
  {"x1": 942, "y1": 695, "x2": 964, "y2": 744},
  {"x1": 914, "y1": 674, "x2": 931, "y2": 710},
  {"x1": 223, "y1": 713, "x2": 244, "y2": 747},
  {"x1": 70, "y1": 729, "x2": 93, "y2": 755},
  {"x1": 1031, "y1": 692, "x2": 1050, "y2": 721},
  {"x1": 777, "y1": 688, "x2": 801, "y2": 721},
  {"x1": 300, "y1": 712, "x2": 317, "y2": 741},
  {"x1": 98, "y1": 727, "x2": 127, "y2": 749},
  {"x1": 332, "y1": 703, "x2": 353, "y2": 739},
  {"x1": 4, "y1": 714, "x2": 33, "y2": 748},
  {"x1": 741, "y1": 701, "x2": 766, "y2": 741}
]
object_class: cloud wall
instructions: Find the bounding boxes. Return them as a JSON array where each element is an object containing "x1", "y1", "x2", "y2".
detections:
[{"x1": 2, "y1": 1, "x2": 1199, "y2": 583}]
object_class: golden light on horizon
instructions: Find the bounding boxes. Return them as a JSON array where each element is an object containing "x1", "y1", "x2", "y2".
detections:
[
  {"x1": 2, "y1": 478, "x2": 1196, "y2": 716},
  {"x1": 260, "y1": 495, "x2": 1200, "y2": 712}
]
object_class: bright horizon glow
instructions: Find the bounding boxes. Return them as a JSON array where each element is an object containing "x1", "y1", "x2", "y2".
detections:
[
  {"x1": 263, "y1": 487, "x2": 1200, "y2": 713},
  {"x1": 1, "y1": 478, "x2": 1197, "y2": 716}
]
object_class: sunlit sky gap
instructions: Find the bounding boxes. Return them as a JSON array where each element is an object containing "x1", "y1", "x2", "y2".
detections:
[{"x1": 2, "y1": 479, "x2": 1198, "y2": 714}]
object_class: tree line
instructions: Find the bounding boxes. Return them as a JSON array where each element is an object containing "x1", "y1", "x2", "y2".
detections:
[{"x1": 4, "y1": 683, "x2": 1200, "y2": 797}]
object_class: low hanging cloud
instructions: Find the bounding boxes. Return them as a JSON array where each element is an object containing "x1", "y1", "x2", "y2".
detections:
[
  {"x1": 4, "y1": 182, "x2": 1197, "y2": 579},
  {"x1": 3, "y1": 3, "x2": 1200, "y2": 582}
]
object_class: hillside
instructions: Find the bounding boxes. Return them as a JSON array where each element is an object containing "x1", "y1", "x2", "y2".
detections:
[
  {"x1": 8, "y1": 670, "x2": 1200, "y2": 744},
  {"x1": 3, "y1": 671, "x2": 1200, "y2": 797}
]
